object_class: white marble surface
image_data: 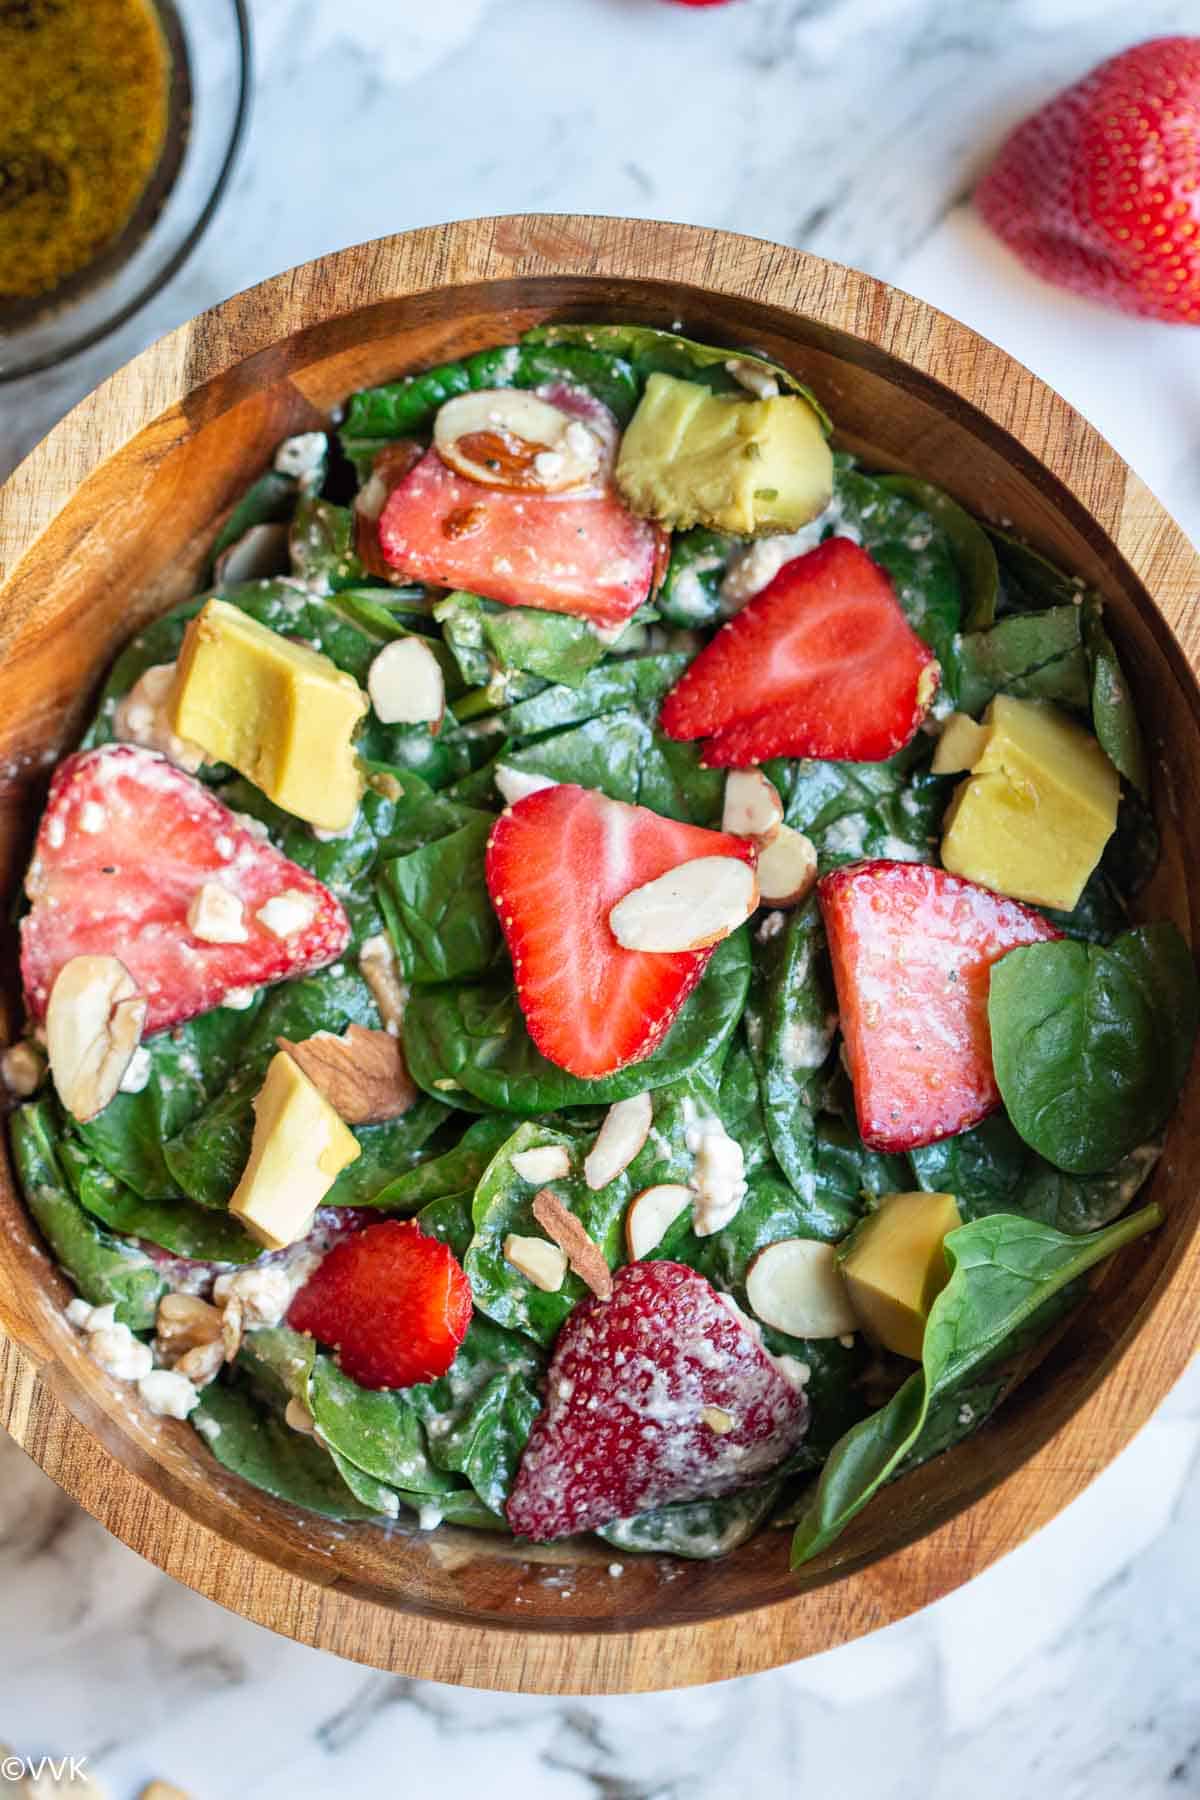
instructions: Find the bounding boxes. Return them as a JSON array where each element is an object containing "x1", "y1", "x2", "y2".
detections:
[{"x1": 4, "y1": 0, "x2": 1200, "y2": 1793}]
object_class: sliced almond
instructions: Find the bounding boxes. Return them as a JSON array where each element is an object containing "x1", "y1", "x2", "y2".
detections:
[
  {"x1": 494, "y1": 764, "x2": 558, "y2": 806},
  {"x1": 45, "y1": 955, "x2": 147, "y2": 1122},
  {"x1": 531, "y1": 1188, "x2": 613, "y2": 1300},
  {"x1": 584, "y1": 1092, "x2": 653, "y2": 1190},
  {"x1": 722, "y1": 769, "x2": 783, "y2": 844},
  {"x1": 510, "y1": 1144, "x2": 572, "y2": 1183},
  {"x1": 756, "y1": 825, "x2": 818, "y2": 908},
  {"x1": 213, "y1": 521, "x2": 291, "y2": 587},
  {"x1": 609, "y1": 856, "x2": 759, "y2": 953},
  {"x1": 276, "y1": 1023, "x2": 417, "y2": 1124},
  {"x1": 359, "y1": 932, "x2": 408, "y2": 1035},
  {"x1": 745, "y1": 1238, "x2": 858, "y2": 1339},
  {"x1": 434, "y1": 389, "x2": 604, "y2": 493},
  {"x1": 367, "y1": 637, "x2": 445, "y2": 728},
  {"x1": 504, "y1": 1232, "x2": 568, "y2": 1292},
  {"x1": 624, "y1": 1182, "x2": 692, "y2": 1261}
]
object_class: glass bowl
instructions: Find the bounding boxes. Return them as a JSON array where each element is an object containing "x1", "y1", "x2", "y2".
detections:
[{"x1": 0, "y1": 0, "x2": 251, "y2": 383}]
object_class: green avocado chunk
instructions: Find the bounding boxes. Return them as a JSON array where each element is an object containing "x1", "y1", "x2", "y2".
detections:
[{"x1": 615, "y1": 373, "x2": 833, "y2": 536}]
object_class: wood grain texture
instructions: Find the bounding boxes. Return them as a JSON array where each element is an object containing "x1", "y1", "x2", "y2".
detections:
[{"x1": 1, "y1": 215, "x2": 1198, "y2": 1694}]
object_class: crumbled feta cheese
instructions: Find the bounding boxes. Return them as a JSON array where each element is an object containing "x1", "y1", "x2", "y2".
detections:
[
  {"x1": 1, "y1": 1041, "x2": 44, "y2": 1096},
  {"x1": 138, "y1": 1368, "x2": 200, "y2": 1419},
  {"x1": 187, "y1": 880, "x2": 249, "y2": 944},
  {"x1": 212, "y1": 1265, "x2": 292, "y2": 1327},
  {"x1": 112, "y1": 663, "x2": 208, "y2": 773},
  {"x1": 417, "y1": 1503, "x2": 444, "y2": 1531},
  {"x1": 273, "y1": 430, "x2": 327, "y2": 484},
  {"x1": 88, "y1": 1322, "x2": 154, "y2": 1381},
  {"x1": 256, "y1": 889, "x2": 318, "y2": 938},
  {"x1": 687, "y1": 1113, "x2": 747, "y2": 1237},
  {"x1": 79, "y1": 801, "x2": 105, "y2": 833},
  {"x1": 725, "y1": 357, "x2": 780, "y2": 400},
  {"x1": 221, "y1": 986, "x2": 258, "y2": 1010}
]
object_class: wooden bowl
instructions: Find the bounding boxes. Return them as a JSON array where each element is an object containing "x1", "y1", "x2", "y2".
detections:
[{"x1": 1, "y1": 217, "x2": 1198, "y2": 1695}]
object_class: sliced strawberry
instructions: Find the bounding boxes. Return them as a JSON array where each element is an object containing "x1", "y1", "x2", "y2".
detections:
[
  {"x1": 376, "y1": 386, "x2": 659, "y2": 627},
  {"x1": 660, "y1": 537, "x2": 939, "y2": 766},
  {"x1": 20, "y1": 745, "x2": 350, "y2": 1033},
  {"x1": 485, "y1": 784, "x2": 755, "y2": 1079},
  {"x1": 506, "y1": 1261, "x2": 808, "y2": 1540},
  {"x1": 819, "y1": 860, "x2": 1062, "y2": 1153},
  {"x1": 288, "y1": 1219, "x2": 472, "y2": 1390}
]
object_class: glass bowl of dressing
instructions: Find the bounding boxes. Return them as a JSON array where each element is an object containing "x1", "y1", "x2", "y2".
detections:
[{"x1": 0, "y1": 0, "x2": 250, "y2": 382}]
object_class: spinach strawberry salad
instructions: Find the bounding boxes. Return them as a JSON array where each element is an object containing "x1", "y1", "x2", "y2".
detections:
[{"x1": 7, "y1": 322, "x2": 1197, "y2": 1566}]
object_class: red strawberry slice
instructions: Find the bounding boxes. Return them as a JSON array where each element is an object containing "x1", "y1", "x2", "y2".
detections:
[
  {"x1": 976, "y1": 37, "x2": 1200, "y2": 325},
  {"x1": 660, "y1": 537, "x2": 939, "y2": 766},
  {"x1": 20, "y1": 745, "x2": 350, "y2": 1033},
  {"x1": 485, "y1": 784, "x2": 755, "y2": 1079},
  {"x1": 819, "y1": 860, "x2": 1062, "y2": 1153},
  {"x1": 288, "y1": 1219, "x2": 472, "y2": 1390},
  {"x1": 376, "y1": 386, "x2": 660, "y2": 627},
  {"x1": 507, "y1": 1261, "x2": 808, "y2": 1540}
]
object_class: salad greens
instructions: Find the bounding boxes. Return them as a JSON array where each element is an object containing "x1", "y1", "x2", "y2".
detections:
[{"x1": 7, "y1": 321, "x2": 1188, "y2": 1571}]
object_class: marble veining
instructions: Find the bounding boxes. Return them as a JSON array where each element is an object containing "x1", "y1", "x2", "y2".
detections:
[{"x1": 4, "y1": 0, "x2": 1200, "y2": 1793}]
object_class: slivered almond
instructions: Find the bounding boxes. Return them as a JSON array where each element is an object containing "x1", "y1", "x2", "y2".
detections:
[
  {"x1": 624, "y1": 1183, "x2": 692, "y2": 1261},
  {"x1": 494, "y1": 764, "x2": 558, "y2": 806},
  {"x1": 722, "y1": 769, "x2": 783, "y2": 844},
  {"x1": 510, "y1": 1144, "x2": 572, "y2": 1183},
  {"x1": 746, "y1": 1238, "x2": 857, "y2": 1339},
  {"x1": 504, "y1": 1232, "x2": 568, "y2": 1292},
  {"x1": 756, "y1": 825, "x2": 818, "y2": 908},
  {"x1": 368, "y1": 636, "x2": 445, "y2": 728},
  {"x1": 584, "y1": 1092, "x2": 652, "y2": 1190},
  {"x1": 213, "y1": 521, "x2": 291, "y2": 587},
  {"x1": 46, "y1": 954, "x2": 147, "y2": 1122},
  {"x1": 531, "y1": 1188, "x2": 613, "y2": 1300},
  {"x1": 434, "y1": 389, "x2": 604, "y2": 493},
  {"x1": 608, "y1": 856, "x2": 758, "y2": 953},
  {"x1": 276, "y1": 1024, "x2": 416, "y2": 1124}
]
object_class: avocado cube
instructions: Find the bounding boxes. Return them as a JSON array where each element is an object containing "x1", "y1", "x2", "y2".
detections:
[
  {"x1": 838, "y1": 1191, "x2": 962, "y2": 1361},
  {"x1": 171, "y1": 599, "x2": 368, "y2": 831},
  {"x1": 931, "y1": 711, "x2": 991, "y2": 775},
  {"x1": 615, "y1": 373, "x2": 833, "y2": 536},
  {"x1": 940, "y1": 695, "x2": 1119, "y2": 911},
  {"x1": 230, "y1": 1050, "x2": 361, "y2": 1250}
]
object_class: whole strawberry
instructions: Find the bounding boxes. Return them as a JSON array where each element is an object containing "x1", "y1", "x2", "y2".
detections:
[{"x1": 977, "y1": 36, "x2": 1200, "y2": 324}]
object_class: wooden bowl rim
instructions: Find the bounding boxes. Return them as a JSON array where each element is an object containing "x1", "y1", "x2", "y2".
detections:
[{"x1": 2, "y1": 214, "x2": 1199, "y2": 1693}]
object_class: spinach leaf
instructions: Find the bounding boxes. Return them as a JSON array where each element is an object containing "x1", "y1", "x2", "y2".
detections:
[
  {"x1": 9, "y1": 1102, "x2": 164, "y2": 1329},
  {"x1": 416, "y1": 1190, "x2": 478, "y2": 1258},
  {"x1": 502, "y1": 654, "x2": 688, "y2": 738},
  {"x1": 779, "y1": 744, "x2": 949, "y2": 870},
  {"x1": 467, "y1": 1074, "x2": 717, "y2": 1343},
  {"x1": 875, "y1": 475, "x2": 999, "y2": 632},
  {"x1": 72, "y1": 1004, "x2": 258, "y2": 1199},
  {"x1": 957, "y1": 605, "x2": 1089, "y2": 717},
  {"x1": 404, "y1": 1317, "x2": 545, "y2": 1514},
  {"x1": 1082, "y1": 601, "x2": 1150, "y2": 796},
  {"x1": 1102, "y1": 788, "x2": 1159, "y2": 900},
  {"x1": 366, "y1": 1115, "x2": 514, "y2": 1213},
  {"x1": 289, "y1": 495, "x2": 373, "y2": 592},
  {"x1": 833, "y1": 468, "x2": 962, "y2": 695},
  {"x1": 193, "y1": 1376, "x2": 384, "y2": 1521},
  {"x1": 657, "y1": 528, "x2": 735, "y2": 627},
  {"x1": 376, "y1": 814, "x2": 500, "y2": 985},
  {"x1": 989, "y1": 925, "x2": 1199, "y2": 1174},
  {"x1": 1041, "y1": 866, "x2": 1129, "y2": 946},
  {"x1": 790, "y1": 1202, "x2": 1162, "y2": 1563},
  {"x1": 339, "y1": 343, "x2": 640, "y2": 471},
  {"x1": 403, "y1": 930, "x2": 750, "y2": 1114},
  {"x1": 909, "y1": 1110, "x2": 1160, "y2": 1234},
  {"x1": 163, "y1": 966, "x2": 449, "y2": 1208},
  {"x1": 520, "y1": 322, "x2": 832, "y2": 429},
  {"x1": 366, "y1": 762, "x2": 481, "y2": 853},
  {"x1": 307, "y1": 1350, "x2": 459, "y2": 1495},
  {"x1": 59, "y1": 1140, "x2": 263, "y2": 1265},
  {"x1": 498, "y1": 710, "x2": 722, "y2": 826},
  {"x1": 744, "y1": 901, "x2": 836, "y2": 1208},
  {"x1": 988, "y1": 528, "x2": 1082, "y2": 611},
  {"x1": 598, "y1": 1478, "x2": 785, "y2": 1559},
  {"x1": 435, "y1": 591, "x2": 607, "y2": 691}
]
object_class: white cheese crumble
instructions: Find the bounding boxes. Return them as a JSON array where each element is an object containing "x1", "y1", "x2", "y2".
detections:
[
  {"x1": 187, "y1": 880, "x2": 249, "y2": 944},
  {"x1": 118, "y1": 1045, "x2": 152, "y2": 1094},
  {"x1": 256, "y1": 889, "x2": 318, "y2": 938},
  {"x1": 685, "y1": 1108, "x2": 747, "y2": 1237},
  {"x1": 138, "y1": 1368, "x2": 200, "y2": 1419}
]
